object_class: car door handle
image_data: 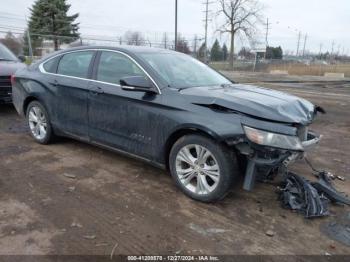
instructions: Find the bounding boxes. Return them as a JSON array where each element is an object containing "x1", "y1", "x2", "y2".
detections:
[{"x1": 90, "y1": 86, "x2": 104, "y2": 95}]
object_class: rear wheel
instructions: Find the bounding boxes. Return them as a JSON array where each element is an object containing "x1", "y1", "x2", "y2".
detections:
[
  {"x1": 26, "y1": 101, "x2": 54, "y2": 144},
  {"x1": 169, "y1": 134, "x2": 238, "y2": 203}
]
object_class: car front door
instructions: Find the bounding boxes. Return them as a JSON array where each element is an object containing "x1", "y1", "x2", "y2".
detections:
[
  {"x1": 53, "y1": 50, "x2": 96, "y2": 140},
  {"x1": 88, "y1": 50, "x2": 162, "y2": 159}
]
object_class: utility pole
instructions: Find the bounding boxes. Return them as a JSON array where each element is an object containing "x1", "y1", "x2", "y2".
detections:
[
  {"x1": 163, "y1": 32, "x2": 168, "y2": 49},
  {"x1": 175, "y1": 0, "x2": 178, "y2": 51},
  {"x1": 26, "y1": 30, "x2": 33, "y2": 59},
  {"x1": 302, "y1": 34, "x2": 307, "y2": 57},
  {"x1": 331, "y1": 40, "x2": 335, "y2": 56},
  {"x1": 265, "y1": 18, "x2": 270, "y2": 47},
  {"x1": 203, "y1": 0, "x2": 212, "y2": 63},
  {"x1": 25, "y1": 16, "x2": 33, "y2": 59},
  {"x1": 296, "y1": 31, "x2": 301, "y2": 56},
  {"x1": 264, "y1": 18, "x2": 271, "y2": 59},
  {"x1": 319, "y1": 43, "x2": 323, "y2": 56}
]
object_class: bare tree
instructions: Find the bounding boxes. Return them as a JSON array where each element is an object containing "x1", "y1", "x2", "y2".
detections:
[
  {"x1": 0, "y1": 32, "x2": 23, "y2": 55},
  {"x1": 176, "y1": 35, "x2": 191, "y2": 54},
  {"x1": 216, "y1": 0, "x2": 263, "y2": 68},
  {"x1": 124, "y1": 31, "x2": 145, "y2": 46}
]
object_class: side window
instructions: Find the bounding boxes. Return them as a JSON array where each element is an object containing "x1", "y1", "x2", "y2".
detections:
[
  {"x1": 43, "y1": 56, "x2": 60, "y2": 73},
  {"x1": 57, "y1": 51, "x2": 94, "y2": 78},
  {"x1": 96, "y1": 51, "x2": 146, "y2": 85}
]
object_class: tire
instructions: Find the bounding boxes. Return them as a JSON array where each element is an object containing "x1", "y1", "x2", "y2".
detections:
[
  {"x1": 169, "y1": 134, "x2": 238, "y2": 203},
  {"x1": 26, "y1": 101, "x2": 54, "y2": 144}
]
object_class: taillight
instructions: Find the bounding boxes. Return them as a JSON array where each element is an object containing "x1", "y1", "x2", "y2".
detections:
[{"x1": 11, "y1": 75, "x2": 16, "y2": 86}]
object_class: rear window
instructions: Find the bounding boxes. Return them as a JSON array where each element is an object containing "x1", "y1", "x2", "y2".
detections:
[
  {"x1": 57, "y1": 51, "x2": 94, "y2": 78},
  {"x1": 43, "y1": 56, "x2": 60, "y2": 73}
]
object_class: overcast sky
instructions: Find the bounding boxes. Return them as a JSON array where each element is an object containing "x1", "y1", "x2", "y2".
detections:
[{"x1": 1, "y1": 0, "x2": 349, "y2": 54}]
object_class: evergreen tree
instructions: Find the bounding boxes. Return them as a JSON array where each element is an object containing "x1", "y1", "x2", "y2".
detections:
[
  {"x1": 26, "y1": 0, "x2": 80, "y2": 54},
  {"x1": 210, "y1": 39, "x2": 223, "y2": 61},
  {"x1": 266, "y1": 46, "x2": 283, "y2": 59},
  {"x1": 222, "y1": 43, "x2": 228, "y2": 61}
]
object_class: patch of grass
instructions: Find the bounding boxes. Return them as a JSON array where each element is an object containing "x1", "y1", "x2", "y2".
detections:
[{"x1": 210, "y1": 61, "x2": 350, "y2": 77}]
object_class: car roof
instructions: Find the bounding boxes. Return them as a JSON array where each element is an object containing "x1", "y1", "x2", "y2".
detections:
[{"x1": 58, "y1": 45, "x2": 177, "y2": 55}]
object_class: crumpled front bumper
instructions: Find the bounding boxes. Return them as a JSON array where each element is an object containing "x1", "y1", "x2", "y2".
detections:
[
  {"x1": 242, "y1": 131, "x2": 322, "y2": 191},
  {"x1": 302, "y1": 132, "x2": 322, "y2": 151}
]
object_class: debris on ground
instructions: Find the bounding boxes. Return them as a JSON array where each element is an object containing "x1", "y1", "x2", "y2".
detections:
[
  {"x1": 110, "y1": 242, "x2": 119, "y2": 260},
  {"x1": 279, "y1": 171, "x2": 350, "y2": 219},
  {"x1": 265, "y1": 230, "x2": 275, "y2": 237},
  {"x1": 83, "y1": 235, "x2": 96, "y2": 240},
  {"x1": 63, "y1": 173, "x2": 77, "y2": 179},
  {"x1": 68, "y1": 186, "x2": 76, "y2": 192},
  {"x1": 336, "y1": 176, "x2": 346, "y2": 182},
  {"x1": 313, "y1": 171, "x2": 350, "y2": 206},
  {"x1": 71, "y1": 222, "x2": 83, "y2": 228},
  {"x1": 279, "y1": 172, "x2": 330, "y2": 218},
  {"x1": 95, "y1": 243, "x2": 109, "y2": 247}
]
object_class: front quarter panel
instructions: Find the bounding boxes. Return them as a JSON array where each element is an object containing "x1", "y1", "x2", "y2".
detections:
[{"x1": 152, "y1": 88, "x2": 245, "y2": 163}]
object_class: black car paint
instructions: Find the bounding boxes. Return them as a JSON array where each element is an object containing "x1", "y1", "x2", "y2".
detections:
[{"x1": 12, "y1": 46, "x2": 321, "y2": 188}]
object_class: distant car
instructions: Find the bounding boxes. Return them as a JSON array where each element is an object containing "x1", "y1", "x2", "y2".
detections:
[
  {"x1": 12, "y1": 46, "x2": 323, "y2": 203},
  {"x1": 0, "y1": 43, "x2": 26, "y2": 104}
]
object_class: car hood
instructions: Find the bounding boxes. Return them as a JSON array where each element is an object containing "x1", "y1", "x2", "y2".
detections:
[
  {"x1": 0, "y1": 61, "x2": 26, "y2": 76},
  {"x1": 180, "y1": 84, "x2": 316, "y2": 125}
]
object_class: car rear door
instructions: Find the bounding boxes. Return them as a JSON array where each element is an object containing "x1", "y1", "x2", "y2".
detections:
[
  {"x1": 88, "y1": 50, "x2": 162, "y2": 159},
  {"x1": 53, "y1": 50, "x2": 96, "y2": 139}
]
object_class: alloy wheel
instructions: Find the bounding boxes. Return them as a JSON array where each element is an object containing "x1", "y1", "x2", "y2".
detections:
[
  {"x1": 175, "y1": 144, "x2": 221, "y2": 195},
  {"x1": 28, "y1": 106, "x2": 47, "y2": 140}
]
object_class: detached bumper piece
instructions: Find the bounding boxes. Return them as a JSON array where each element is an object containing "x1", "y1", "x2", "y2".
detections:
[{"x1": 279, "y1": 172, "x2": 350, "y2": 219}]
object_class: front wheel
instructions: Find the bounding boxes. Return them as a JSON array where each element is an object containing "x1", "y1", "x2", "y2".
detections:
[
  {"x1": 26, "y1": 101, "x2": 54, "y2": 144},
  {"x1": 169, "y1": 134, "x2": 238, "y2": 203}
]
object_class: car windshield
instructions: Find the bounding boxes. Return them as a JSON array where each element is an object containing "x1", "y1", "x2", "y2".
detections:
[
  {"x1": 0, "y1": 43, "x2": 18, "y2": 61},
  {"x1": 139, "y1": 52, "x2": 231, "y2": 89}
]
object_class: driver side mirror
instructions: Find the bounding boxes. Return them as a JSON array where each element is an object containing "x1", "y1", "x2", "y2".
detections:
[{"x1": 120, "y1": 76, "x2": 157, "y2": 94}]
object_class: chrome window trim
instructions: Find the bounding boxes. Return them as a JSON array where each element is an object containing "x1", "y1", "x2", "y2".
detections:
[{"x1": 38, "y1": 48, "x2": 162, "y2": 94}]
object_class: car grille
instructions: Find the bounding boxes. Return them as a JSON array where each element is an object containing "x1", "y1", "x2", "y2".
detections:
[
  {"x1": 0, "y1": 76, "x2": 12, "y2": 96},
  {"x1": 297, "y1": 126, "x2": 309, "y2": 142}
]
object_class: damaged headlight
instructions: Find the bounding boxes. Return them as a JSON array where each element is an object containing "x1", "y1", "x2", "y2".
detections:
[{"x1": 243, "y1": 126, "x2": 303, "y2": 151}]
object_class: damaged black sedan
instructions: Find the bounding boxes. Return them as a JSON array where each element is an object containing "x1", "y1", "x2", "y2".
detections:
[{"x1": 12, "y1": 46, "x2": 324, "y2": 202}]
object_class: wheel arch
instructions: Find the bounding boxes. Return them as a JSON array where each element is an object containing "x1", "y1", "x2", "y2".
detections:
[
  {"x1": 163, "y1": 125, "x2": 222, "y2": 170},
  {"x1": 23, "y1": 96, "x2": 44, "y2": 116}
]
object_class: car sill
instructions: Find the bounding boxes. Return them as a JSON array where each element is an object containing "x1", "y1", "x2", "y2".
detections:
[{"x1": 58, "y1": 131, "x2": 166, "y2": 170}]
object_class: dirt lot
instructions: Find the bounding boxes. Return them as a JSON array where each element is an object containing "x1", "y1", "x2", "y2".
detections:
[{"x1": 0, "y1": 75, "x2": 350, "y2": 256}]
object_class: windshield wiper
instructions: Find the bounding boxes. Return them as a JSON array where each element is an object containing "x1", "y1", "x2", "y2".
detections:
[{"x1": 221, "y1": 83, "x2": 234, "y2": 88}]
